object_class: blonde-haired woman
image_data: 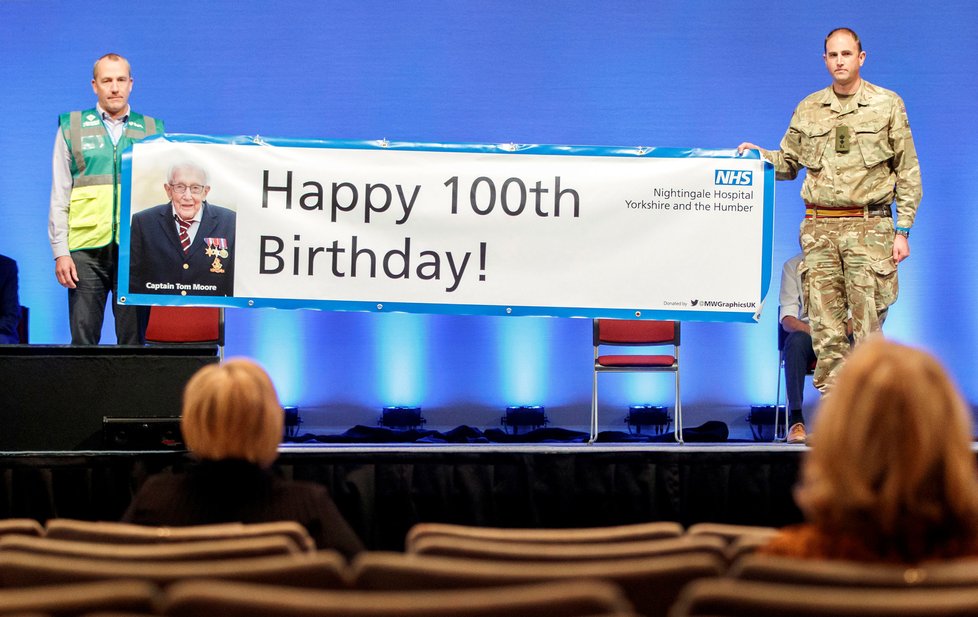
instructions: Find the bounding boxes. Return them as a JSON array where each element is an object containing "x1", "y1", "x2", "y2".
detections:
[
  {"x1": 761, "y1": 338, "x2": 978, "y2": 563},
  {"x1": 123, "y1": 358, "x2": 363, "y2": 559}
]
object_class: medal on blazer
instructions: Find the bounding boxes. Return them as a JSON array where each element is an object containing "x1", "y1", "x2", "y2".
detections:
[{"x1": 205, "y1": 238, "x2": 229, "y2": 273}]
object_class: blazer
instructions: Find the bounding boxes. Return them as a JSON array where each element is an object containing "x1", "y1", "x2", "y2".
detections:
[
  {"x1": 0, "y1": 255, "x2": 19, "y2": 344},
  {"x1": 121, "y1": 459, "x2": 365, "y2": 560},
  {"x1": 129, "y1": 202, "x2": 236, "y2": 296}
]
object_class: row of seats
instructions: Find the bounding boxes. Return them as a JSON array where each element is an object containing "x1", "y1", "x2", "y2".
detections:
[
  {"x1": 0, "y1": 518, "x2": 775, "y2": 617},
  {"x1": 0, "y1": 578, "x2": 635, "y2": 617},
  {"x1": 0, "y1": 518, "x2": 315, "y2": 551},
  {"x1": 6, "y1": 518, "x2": 977, "y2": 616},
  {"x1": 8, "y1": 560, "x2": 978, "y2": 617}
]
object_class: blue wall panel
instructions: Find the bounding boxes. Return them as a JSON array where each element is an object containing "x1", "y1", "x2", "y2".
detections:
[{"x1": 2, "y1": 1, "x2": 975, "y2": 428}]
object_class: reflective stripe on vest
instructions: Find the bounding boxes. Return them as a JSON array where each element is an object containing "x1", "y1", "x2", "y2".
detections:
[{"x1": 60, "y1": 108, "x2": 163, "y2": 251}]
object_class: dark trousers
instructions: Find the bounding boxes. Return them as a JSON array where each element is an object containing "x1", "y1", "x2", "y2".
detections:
[
  {"x1": 68, "y1": 245, "x2": 147, "y2": 345},
  {"x1": 784, "y1": 330, "x2": 816, "y2": 423}
]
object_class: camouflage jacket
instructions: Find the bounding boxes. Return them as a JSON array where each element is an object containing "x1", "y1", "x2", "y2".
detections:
[{"x1": 761, "y1": 80, "x2": 921, "y2": 230}]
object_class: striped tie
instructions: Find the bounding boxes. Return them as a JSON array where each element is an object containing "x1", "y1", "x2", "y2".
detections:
[{"x1": 176, "y1": 217, "x2": 192, "y2": 254}]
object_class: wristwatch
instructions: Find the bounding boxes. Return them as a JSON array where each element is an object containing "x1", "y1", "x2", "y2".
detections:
[{"x1": 894, "y1": 229, "x2": 910, "y2": 239}]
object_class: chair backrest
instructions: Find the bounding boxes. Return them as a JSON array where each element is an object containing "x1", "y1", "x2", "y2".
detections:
[
  {"x1": 729, "y1": 554, "x2": 978, "y2": 588},
  {"x1": 724, "y1": 533, "x2": 774, "y2": 564},
  {"x1": 405, "y1": 521, "x2": 683, "y2": 552},
  {"x1": 594, "y1": 319, "x2": 679, "y2": 347},
  {"x1": 0, "y1": 579, "x2": 160, "y2": 616},
  {"x1": 411, "y1": 534, "x2": 726, "y2": 563},
  {"x1": 145, "y1": 306, "x2": 224, "y2": 346},
  {"x1": 163, "y1": 578, "x2": 634, "y2": 617},
  {"x1": 16, "y1": 306, "x2": 27, "y2": 344},
  {"x1": 685, "y1": 523, "x2": 778, "y2": 544},
  {"x1": 0, "y1": 551, "x2": 347, "y2": 589},
  {"x1": 0, "y1": 518, "x2": 43, "y2": 539},
  {"x1": 670, "y1": 577, "x2": 978, "y2": 617},
  {"x1": 0, "y1": 534, "x2": 299, "y2": 562},
  {"x1": 45, "y1": 519, "x2": 315, "y2": 552},
  {"x1": 351, "y1": 550, "x2": 724, "y2": 617}
]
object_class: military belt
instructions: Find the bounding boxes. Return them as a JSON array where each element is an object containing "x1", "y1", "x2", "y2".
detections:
[{"x1": 804, "y1": 204, "x2": 892, "y2": 219}]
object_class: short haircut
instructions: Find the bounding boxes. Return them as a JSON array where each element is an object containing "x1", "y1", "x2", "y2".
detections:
[
  {"x1": 795, "y1": 337, "x2": 978, "y2": 562},
  {"x1": 824, "y1": 27, "x2": 862, "y2": 53},
  {"x1": 93, "y1": 53, "x2": 131, "y2": 80},
  {"x1": 167, "y1": 161, "x2": 209, "y2": 186},
  {"x1": 181, "y1": 358, "x2": 284, "y2": 467}
]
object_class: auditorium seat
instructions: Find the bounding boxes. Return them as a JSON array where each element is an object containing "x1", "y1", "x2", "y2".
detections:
[
  {"x1": 0, "y1": 518, "x2": 43, "y2": 539},
  {"x1": 723, "y1": 533, "x2": 774, "y2": 564},
  {"x1": 0, "y1": 579, "x2": 159, "y2": 615},
  {"x1": 162, "y1": 578, "x2": 634, "y2": 617},
  {"x1": 410, "y1": 534, "x2": 726, "y2": 562},
  {"x1": 351, "y1": 550, "x2": 724, "y2": 617},
  {"x1": 44, "y1": 519, "x2": 315, "y2": 552},
  {"x1": 0, "y1": 534, "x2": 300, "y2": 561},
  {"x1": 669, "y1": 578, "x2": 978, "y2": 616},
  {"x1": 685, "y1": 522, "x2": 778, "y2": 544},
  {"x1": 728, "y1": 554, "x2": 978, "y2": 588},
  {"x1": 684, "y1": 522, "x2": 778, "y2": 562},
  {"x1": 405, "y1": 521, "x2": 683, "y2": 551},
  {"x1": 0, "y1": 551, "x2": 347, "y2": 589}
]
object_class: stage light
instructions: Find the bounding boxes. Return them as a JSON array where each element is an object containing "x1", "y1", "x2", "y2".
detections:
[
  {"x1": 380, "y1": 406, "x2": 425, "y2": 431},
  {"x1": 748, "y1": 404, "x2": 784, "y2": 441},
  {"x1": 501, "y1": 405, "x2": 548, "y2": 435},
  {"x1": 282, "y1": 405, "x2": 302, "y2": 439},
  {"x1": 625, "y1": 405, "x2": 671, "y2": 435}
]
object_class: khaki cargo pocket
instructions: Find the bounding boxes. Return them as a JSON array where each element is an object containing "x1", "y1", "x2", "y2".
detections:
[
  {"x1": 798, "y1": 120, "x2": 832, "y2": 169},
  {"x1": 855, "y1": 117, "x2": 894, "y2": 167},
  {"x1": 871, "y1": 257, "x2": 899, "y2": 309}
]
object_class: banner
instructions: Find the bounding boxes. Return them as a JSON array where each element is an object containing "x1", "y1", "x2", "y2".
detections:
[{"x1": 119, "y1": 134, "x2": 775, "y2": 322}]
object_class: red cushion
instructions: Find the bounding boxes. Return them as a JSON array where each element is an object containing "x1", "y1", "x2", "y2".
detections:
[{"x1": 598, "y1": 354, "x2": 676, "y2": 368}]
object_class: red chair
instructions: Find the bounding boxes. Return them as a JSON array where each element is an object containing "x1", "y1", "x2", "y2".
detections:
[
  {"x1": 592, "y1": 319, "x2": 681, "y2": 443},
  {"x1": 145, "y1": 306, "x2": 225, "y2": 359}
]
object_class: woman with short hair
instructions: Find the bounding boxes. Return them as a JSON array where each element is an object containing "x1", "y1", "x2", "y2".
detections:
[{"x1": 123, "y1": 358, "x2": 364, "y2": 559}]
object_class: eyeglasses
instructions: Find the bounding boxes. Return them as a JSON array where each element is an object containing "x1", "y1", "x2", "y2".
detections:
[{"x1": 168, "y1": 184, "x2": 206, "y2": 195}]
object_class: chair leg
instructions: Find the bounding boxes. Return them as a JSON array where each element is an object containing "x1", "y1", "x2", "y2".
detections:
[
  {"x1": 674, "y1": 370, "x2": 683, "y2": 445},
  {"x1": 590, "y1": 370, "x2": 599, "y2": 444},
  {"x1": 774, "y1": 357, "x2": 785, "y2": 442}
]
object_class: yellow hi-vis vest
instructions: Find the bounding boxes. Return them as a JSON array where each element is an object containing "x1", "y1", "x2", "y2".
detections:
[{"x1": 59, "y1": 108, "x2": 164, "y2": 251}]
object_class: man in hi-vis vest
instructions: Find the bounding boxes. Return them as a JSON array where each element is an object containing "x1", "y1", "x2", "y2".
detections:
[{"x1": 48, "y1": 53, "x2": 164, "y2": 345}]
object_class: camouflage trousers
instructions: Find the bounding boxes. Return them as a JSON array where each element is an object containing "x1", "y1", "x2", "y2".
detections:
[{"x1": 798, "y1": 217, "x2": 898, "y2": 392}]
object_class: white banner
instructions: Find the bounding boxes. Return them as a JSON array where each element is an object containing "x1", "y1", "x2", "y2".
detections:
[{"x1": 120, "y1": 135, "x2": 775, "y2": 322}]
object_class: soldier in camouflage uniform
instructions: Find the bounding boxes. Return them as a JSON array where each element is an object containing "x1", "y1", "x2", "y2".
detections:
[{"x1": 739, "y1": 27, "x2": 921, "y2": 443}]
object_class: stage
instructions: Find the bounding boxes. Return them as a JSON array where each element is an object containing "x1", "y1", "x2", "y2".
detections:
[
  {"x1": 0, "y1": 344, "x2": 808, "y2": 549},
  {"x1": 0, "y1": 443, "x2": 805, "y2": 551}
]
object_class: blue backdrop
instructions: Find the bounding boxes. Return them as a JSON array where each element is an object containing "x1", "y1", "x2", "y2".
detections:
[{"x1": 2, "y1": 1, "x2": 975, "y2": 432}]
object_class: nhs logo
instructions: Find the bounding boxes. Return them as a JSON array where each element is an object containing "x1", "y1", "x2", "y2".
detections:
[{"x1": 714, "y1": 170, "x2": 753, "y2": 185}]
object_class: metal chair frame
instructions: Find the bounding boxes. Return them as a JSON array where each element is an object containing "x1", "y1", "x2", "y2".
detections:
[{"x1": 591, "y1": 319, "x2": 681, "y2": 444}]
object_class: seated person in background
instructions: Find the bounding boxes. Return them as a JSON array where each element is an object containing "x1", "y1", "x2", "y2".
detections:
[
  {"x1": 779, "y1": 253, "x2": 815, "y2": 444},
  {"x1": 760, "y1": 338, "x2": 978, "y2": 563},
  {"x1": 122, "y1": 358, "x2": 364, "y2": 559},
  {"x1": 0, "y1": 254, "x2": 20, "y2": 344}
]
